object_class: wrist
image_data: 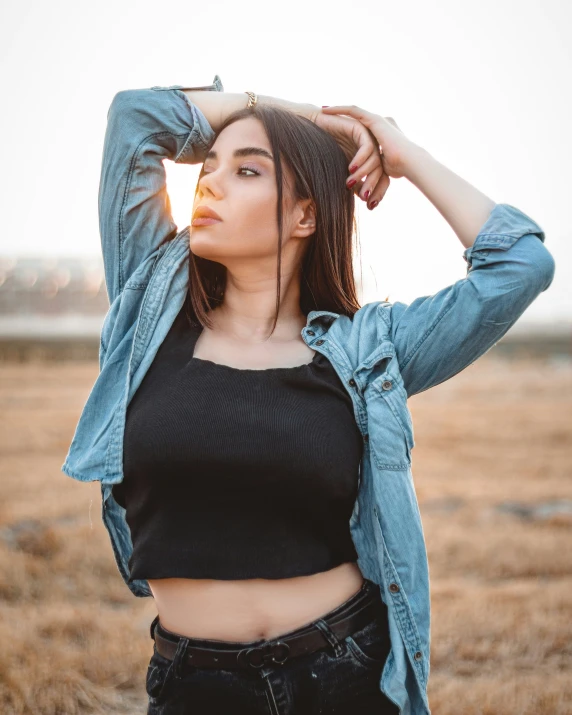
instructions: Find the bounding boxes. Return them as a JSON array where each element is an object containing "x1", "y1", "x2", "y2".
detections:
[{"x1": 181, "y1": 91, "x2": 252, "y2": 132}]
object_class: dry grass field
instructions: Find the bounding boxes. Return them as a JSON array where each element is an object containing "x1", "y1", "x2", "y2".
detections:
[{"x1": 0, "y1": 353, "x2": 570, "y2": 714}]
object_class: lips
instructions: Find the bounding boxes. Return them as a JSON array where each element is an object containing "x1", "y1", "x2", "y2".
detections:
[{"x1": 192, "y1": 205, "x2": 222, "y2": 221}]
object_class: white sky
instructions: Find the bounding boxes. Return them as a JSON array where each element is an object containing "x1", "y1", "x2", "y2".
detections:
[{"x1": 0, "y1": 0, "x2": 570, "y2": 327}]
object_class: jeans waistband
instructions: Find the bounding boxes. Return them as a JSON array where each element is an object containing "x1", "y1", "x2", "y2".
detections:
[{"x1": 150, "y1": 578, "x2": 387, "y2": 671}]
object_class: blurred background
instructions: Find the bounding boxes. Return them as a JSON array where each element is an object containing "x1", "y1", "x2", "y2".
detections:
[{"x1": 0, "y1": 0, "x2": 570, "y2": 713}]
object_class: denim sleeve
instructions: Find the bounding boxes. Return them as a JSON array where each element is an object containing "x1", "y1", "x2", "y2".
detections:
[
  {"x1": 98, "y1": 75, "x2": 224, "y2": 303},
  {"x1": 390, "y1": 203, "x2": 556, "y2": 398}
]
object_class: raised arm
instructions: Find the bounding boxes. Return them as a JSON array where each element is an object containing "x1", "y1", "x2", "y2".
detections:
[
  {"x1": 320, "y1": 104, "x2": 556, "y2": 397},
  {"x1": 390, "y1": 145, "x2": 555, "y2": 397},
  {"x1": 99, "y1": 76, "x2": 223, "y2": 304},
  {"x1": 390, "y1": 202, "x2": 555, "y2": 397},
  {"x1": 180, "y1": 88, "x2": 321, "y2": 132}
]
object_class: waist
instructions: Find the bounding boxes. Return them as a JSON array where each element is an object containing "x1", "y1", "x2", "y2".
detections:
[{"x1": 148, "y1": 561, "x2": 366, "y2": 642}]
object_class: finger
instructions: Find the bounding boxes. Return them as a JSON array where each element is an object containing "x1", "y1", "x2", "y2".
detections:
[
  {"x1": 347, "y1": 125, "x2": 382, "y2": 176},
  {"x1": 346, "y1": 151, "x2": 383, "y2": 190},
  {"x1": 347, "y1": 140, "x2": 377, "y2": 178},
  {"x1": 367, "y1": 172, "x2": 391, "y2": 209},
  {"x1": 357, "y1": 165, "x2": 384, "y2": 202},
  {"x1": 321, "y1": 105, "x2": 375, "y2": 129},
  {"x1": 346, "y1": 151, "x2": 383, "y2": 191},
  {"x1": 352, "y1": 164, "x2": 383, "y2": 202}
]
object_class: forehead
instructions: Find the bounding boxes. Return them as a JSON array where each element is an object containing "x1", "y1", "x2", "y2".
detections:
[{"x1": 211, "y1": 117, "x2": 270, "y2": 151}]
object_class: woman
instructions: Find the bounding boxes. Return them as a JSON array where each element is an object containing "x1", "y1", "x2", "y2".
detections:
[{"x1": 62, "y1": 75, "x2": 555, "y2": 714}]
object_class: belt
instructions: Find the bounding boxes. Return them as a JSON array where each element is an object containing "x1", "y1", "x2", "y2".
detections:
[{"x1": 152, "y1": 587, "x2": 384, "y2": 671}]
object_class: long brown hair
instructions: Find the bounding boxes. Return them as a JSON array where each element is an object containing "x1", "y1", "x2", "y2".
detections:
[{"x1": 177, "y1": 104, "x2": 364, "y2": 336}]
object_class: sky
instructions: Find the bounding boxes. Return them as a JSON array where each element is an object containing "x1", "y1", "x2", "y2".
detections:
[{"x1": 0, "y1": 0, "x2": 570, "y2": 328}]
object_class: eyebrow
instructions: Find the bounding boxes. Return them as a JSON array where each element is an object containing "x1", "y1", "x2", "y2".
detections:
[{"x1": 205, "y1": 147, "x2": 274, "y2": 162}]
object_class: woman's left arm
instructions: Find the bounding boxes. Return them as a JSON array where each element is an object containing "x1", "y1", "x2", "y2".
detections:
[
  {"x1": 321, "y1": 105, "x2": 557, "y2": 398},
  {"x1": 398, "y1": 144, "x2": 497, "y2": 249}
]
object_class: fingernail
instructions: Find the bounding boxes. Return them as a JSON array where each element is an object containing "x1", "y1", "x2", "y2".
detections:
[
  {"x1": 322, "y1": 105, "x2": 330, "y2": 108},
  {"x1": 347, "y1": 179, "x2": 357, "y2": 189},
  {"x1": 349, "y1": 165, "x2": 358, "y2": 174},
  {"x1": 368, "y1": 200, "x2": 378, "y2": 210},
  {"x1": 364, "y1": 190, "x2": 370, "y2": 200}
]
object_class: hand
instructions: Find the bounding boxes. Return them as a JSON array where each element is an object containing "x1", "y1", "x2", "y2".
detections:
[
  {"x1": 320, "y1": 105, "x2": 421, "y2": 206},
  {"x1": 310, "y1": 109, "x2": 385, "y2": 207}
]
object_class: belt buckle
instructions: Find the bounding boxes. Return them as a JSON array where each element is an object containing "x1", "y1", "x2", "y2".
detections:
[{"x1": 238, "y1": 640, "x2": 290, "y2": 669}]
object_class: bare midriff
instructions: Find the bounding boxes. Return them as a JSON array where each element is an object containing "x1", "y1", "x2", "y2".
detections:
[{"x1": 147, "y1": 561, "x2": 365, "y2": 642}]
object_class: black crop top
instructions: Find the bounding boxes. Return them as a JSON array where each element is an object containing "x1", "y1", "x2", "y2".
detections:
[{"x1": 113, "y1": 304, "x2": 363, "y2": 582}]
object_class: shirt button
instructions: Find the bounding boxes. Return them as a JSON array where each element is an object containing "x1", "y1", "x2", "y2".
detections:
[
  {"x1": 307, "y1": 330, "x2": 315, "y2": 336},
  {"x1": 414, "y1": 651, "x2": 423, "y2": 660},
  {"x1": 348, "y1": 378, "x2": 357, "y2": 387},
  {"x1": 381, "y1": 380, "x2": 393, "y2": 390},
  {"x1": 389, "y1": 583, "x2": 400, "y2": 593},
  {"x1": 315, "y1": 339, "x2": 325, "y2": 345}
]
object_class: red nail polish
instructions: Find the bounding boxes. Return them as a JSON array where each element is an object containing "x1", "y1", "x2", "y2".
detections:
[
  {"x1": 322, "y1": 105, "x2": 330, "y2": 108},
  {"x1": 349, "y1": 165, "x2": 358, "y2": 174},
  {"x1": 368, "y1": 200, "x2": 378, "y2": 210},
  {"x1": 347, "y1": 179, "x2": 357, "y2": 189},
  {"x1": 364, "y1": 190, "x2": 370, "y2": 200}
]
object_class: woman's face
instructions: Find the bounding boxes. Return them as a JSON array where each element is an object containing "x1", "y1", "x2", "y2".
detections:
[{"x1": 190, "y1": 117, "x2": 310, "y2": 267}]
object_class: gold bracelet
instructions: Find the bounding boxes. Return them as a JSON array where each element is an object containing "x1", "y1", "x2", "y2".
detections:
[{"x1": 244, "y1": 91, "x2": 258, "y2": 108}]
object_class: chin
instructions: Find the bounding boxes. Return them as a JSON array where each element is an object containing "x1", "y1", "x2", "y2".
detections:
[{"x1": 189, "y1": 235, "x2": 224, "y2": 261}]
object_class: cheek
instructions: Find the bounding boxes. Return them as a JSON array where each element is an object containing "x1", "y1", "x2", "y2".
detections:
[{"x1": 235, "y1": 192, "x2": 278, "y2": 238}]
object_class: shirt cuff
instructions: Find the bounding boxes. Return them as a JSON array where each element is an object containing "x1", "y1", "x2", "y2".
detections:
[{"x1": 463, "y1": 203, "x2": 546, "y2": 266}]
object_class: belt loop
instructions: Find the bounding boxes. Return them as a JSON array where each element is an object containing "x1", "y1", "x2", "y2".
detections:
[
  {"x1": 172, "y1": 637, "x2": 191, "y2": 679},
  {"x1": 149, "y1": 614, "x2": 160, "y2": 641},
  {"x1": 313, "y1": 618, "x2": 346, "y2": 658}
]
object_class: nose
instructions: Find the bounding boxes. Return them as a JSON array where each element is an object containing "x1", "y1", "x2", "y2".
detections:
[{"x1": 197, "y1": 167, "x2": 223, "y2": 199}]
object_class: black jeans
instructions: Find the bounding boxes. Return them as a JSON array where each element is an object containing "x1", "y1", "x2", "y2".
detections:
[{"x1": 146, "y1": 578, "x2": 400, "y2": 714}]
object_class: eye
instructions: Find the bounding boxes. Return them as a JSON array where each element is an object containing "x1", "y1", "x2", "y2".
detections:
[
  {"x1": 237, "y1": 165, "x2": 261, "y2": 177},
  {"x1": 200, "y1": 165, "x2": 261, "y2": 179}
]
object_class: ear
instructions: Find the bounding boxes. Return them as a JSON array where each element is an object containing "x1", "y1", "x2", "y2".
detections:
[{"x1": 292, "y1": 198, "x2": 316, "y2": 239}]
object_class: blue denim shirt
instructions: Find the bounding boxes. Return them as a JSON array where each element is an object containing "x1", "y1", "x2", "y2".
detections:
[{"x1": 61, "y1": 75, "x2": 556, "y2": 715}]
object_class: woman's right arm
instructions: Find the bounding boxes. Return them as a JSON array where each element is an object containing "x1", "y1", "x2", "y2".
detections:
[
  {"x1": 181, "y1": 89, "x2": 321, "y2": 131},
  {"x1": 99, "y1": 76, "x2": 223, "y2": 305}
]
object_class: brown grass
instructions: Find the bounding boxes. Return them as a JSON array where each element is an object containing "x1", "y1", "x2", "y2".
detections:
[{"x1": 0, "y1": 354, "x2": 571, "y2": 714}]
